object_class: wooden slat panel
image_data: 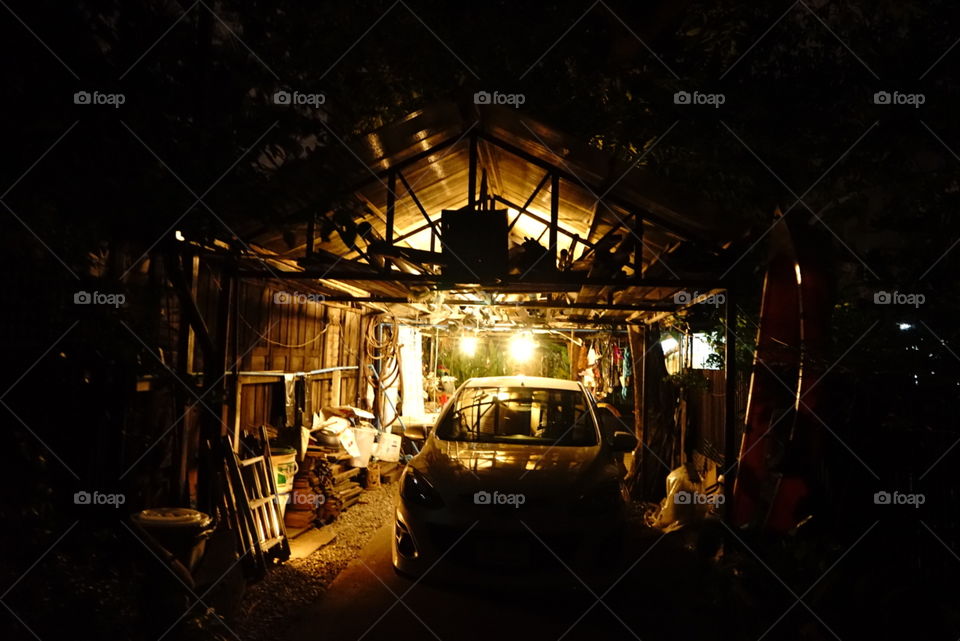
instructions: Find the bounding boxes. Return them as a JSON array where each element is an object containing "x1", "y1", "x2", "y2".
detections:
[{"x1": 220, "y1": 281, "x2": 365, "y2": 430}]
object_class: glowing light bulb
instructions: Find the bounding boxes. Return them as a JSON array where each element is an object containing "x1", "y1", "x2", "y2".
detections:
[
  {"x1": 509, "y1": 332, "x2": 536, "y2": 362},
  {"x1": 460, "y1": 335, "x2": 478, "y2": 356}
]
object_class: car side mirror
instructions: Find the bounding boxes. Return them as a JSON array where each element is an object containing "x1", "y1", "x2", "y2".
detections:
[
  {"x1": 403, "y1": 423, "x2": 427, "y2": 441},
  {"x1": 611, "y1": 430, "x2": 638, "y2": 452}
]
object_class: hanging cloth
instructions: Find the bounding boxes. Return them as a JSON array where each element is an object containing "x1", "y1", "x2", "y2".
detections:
[{"x1": 620, "y1": 345, "x2": 632, "y2": 401}]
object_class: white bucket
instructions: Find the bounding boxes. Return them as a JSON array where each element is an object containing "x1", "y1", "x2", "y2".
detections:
[
  {"x1": 351, "y1": 427, "x2": 378, "y2": 467},
  {"x1": 271, "y1": 450, "x2": 298, "y2": 493}
]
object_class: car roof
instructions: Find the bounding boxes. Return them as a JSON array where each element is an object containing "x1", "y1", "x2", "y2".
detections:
[{"x1": 462, "y1": 376, "x2": 583, "y2": 392}]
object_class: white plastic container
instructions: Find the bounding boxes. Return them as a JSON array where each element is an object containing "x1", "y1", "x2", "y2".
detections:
[
  {"x1": 375, "y1": 432, "x2": 402, "y2": 462},
  {"x1": 270, "y1": 448, "x2": 298, "y2": 493},
  {"x1": 351, "y1": 427, "x2": 378, "y2": 467}
]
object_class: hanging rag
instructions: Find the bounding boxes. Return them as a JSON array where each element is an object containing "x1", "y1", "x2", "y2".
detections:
[{"x1": 620, "y1": 346, "x2": 632, "y2": 401}]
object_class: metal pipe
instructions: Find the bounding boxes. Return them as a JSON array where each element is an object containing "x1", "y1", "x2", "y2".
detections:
[{"x1": 228, "y1": 365, "x2": 359, "y2": 377}]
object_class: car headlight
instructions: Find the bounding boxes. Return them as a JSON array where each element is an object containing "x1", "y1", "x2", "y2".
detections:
[
  {"x1": 576, "y1": 482, "x2": 623, "y2": 514},
  {"x1": 401, "y1": 468, "x2": 444, "y2": 508}
]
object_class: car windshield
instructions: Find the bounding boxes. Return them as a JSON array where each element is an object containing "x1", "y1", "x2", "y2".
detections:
[{"x1": 436, "y1": 386, "x2": 598, "y2": 446}]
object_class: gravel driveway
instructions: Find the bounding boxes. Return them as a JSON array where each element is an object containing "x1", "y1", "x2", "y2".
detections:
[{"x1": 234, "y1": 484, "x2": 398, "y2": 640}]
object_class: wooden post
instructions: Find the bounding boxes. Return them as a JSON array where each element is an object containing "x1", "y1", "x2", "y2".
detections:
[
  {"x1": 468, "y1": 133, "x2": 478, "y2": 209},
  {"x1": 633, "y1": 211, "x2": 644, "y2": 281},
  {"x1": 197, "y1": 256, "x2": 233, "y2": 513},
  {"x1": 385, "y1": 171, "x2": 396, "y2": 273},
  {"x1": 550, "y1": 173, "x2": 560, "y2": 267},
  {"x1": 628, "y1": 325, "x2": 646, "y2": 495},
  {"x1": 372, "y1": 322, "x2": 382, "y2": 427},
  {"x1": 165, "y1": 252, "x2": 214, "y2": 365},
  {"x1": 174, "y1": 250, "x2": 199, "y2": 504},
  {"x1": 331, "y1": 369, "x2": 343, "y2": 406},
  {"x1": 306, "y1": 214, "x2": 315, "y2": 260},
  {"x1": 229, "y1": 280, "x2": 241, "y2": 446},
  {"x1": 723, "y1": 286, "x2": 738, "y2": 517},
  {"x1": 325, "y1": 312, "x2": 342, "y2": 405},
  {"x1": 358, "y1": 313, "x2": 367, "y2": 407}
]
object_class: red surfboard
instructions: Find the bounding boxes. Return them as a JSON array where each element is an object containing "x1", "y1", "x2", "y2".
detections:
[{"x1": 733, "y1": 214, "x2": 830, "y2": 532}]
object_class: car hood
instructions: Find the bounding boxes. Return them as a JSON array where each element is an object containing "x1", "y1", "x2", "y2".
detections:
[{"x1": 415, "y1": 437, "x2": 615, "y2": 498}]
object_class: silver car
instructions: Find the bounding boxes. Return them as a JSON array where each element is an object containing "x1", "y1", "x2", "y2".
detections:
[{"x1": 392, "y1": 376, "x2": 637, "y2": 582}]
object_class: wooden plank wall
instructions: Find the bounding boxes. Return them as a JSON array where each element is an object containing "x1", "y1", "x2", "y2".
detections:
[{"x1": 190, "y1": 267, "x2": 366, "y2": 435}]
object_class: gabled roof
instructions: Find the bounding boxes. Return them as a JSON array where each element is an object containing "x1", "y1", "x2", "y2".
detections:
[{"x1": 238, "y1": 99, "x2": 743, "y2": 326}]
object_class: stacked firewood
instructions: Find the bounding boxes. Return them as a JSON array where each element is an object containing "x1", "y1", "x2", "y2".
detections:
[
  {"x1": 284, "y1": 454, "x2": 339, "y2": 528},
  {"x1": 283, "y1": 452, "x2": 377, "y2": 529},
  {"x1": 329, "y1": 453, "x2": 363, "y2": 512}
]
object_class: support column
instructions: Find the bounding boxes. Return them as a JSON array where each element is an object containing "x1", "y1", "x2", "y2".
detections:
[
  {"x1": 372, "y1": 323, "x2": 382, "y2": 427},
  {"x1": 174, "y1": 250, "x2": 199, "y2": 504},
  {"x1": 723, "y1": 286, "x2": 738, "y2": 518},
  {"x1": 306, "y1": 214, "x2": 315, "y2": 260},
  {"x1": 198, "y1": 256, "x2": 233, "y2": 513},
  {"x1": 632, "y1": 211, "x2": 643, "y2": 281},
  {"x1": 229, "y1": 278, "x2": 241, "y2": 447},
  {"x1": 550, "y1": 174, "x2": 559, "y2": 266},
  {"x1": 385, "y1": 171, "x2": 396, "y2": 273},
  {"x1": 468, "y1": 134, "x2": 478, "y2": 209},
  {"x1": 628, "y1": 324, "x2": 646, "y2": 496}
]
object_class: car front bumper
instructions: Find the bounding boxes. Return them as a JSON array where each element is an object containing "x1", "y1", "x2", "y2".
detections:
[{"x1": 392, "y1": 496, "x2": 625, "y2": 585}]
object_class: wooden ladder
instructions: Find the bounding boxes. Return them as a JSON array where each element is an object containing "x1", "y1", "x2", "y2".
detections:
[{"x1": 223, "y1": 425, "x2": 290, "y2": 579}]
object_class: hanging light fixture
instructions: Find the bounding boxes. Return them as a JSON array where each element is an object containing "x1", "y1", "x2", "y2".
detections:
[
  {"x1": 509, "y1": 331, "x2": 536, "y2": 362},
  {"x1": 459, "y1": 334, "x2": 478, "y2": 357}
]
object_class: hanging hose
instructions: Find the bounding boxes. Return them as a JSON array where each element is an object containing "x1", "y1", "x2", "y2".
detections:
[{"x1": 365, "y1": 318, "x2": 403, "y2": 427}]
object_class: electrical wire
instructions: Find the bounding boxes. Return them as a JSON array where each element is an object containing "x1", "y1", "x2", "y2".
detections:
[{"x1": 240, "y1": 312, "x2": 329, "y2": 348}]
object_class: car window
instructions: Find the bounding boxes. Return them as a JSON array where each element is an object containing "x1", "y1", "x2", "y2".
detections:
[{"x1": 436, "y1": 386, "x2": 598, "y2": 446}]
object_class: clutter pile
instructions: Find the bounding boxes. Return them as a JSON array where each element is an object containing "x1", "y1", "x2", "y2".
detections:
[{"x1": 281, "y1": 406, "x2": 403, "y2": 531}]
